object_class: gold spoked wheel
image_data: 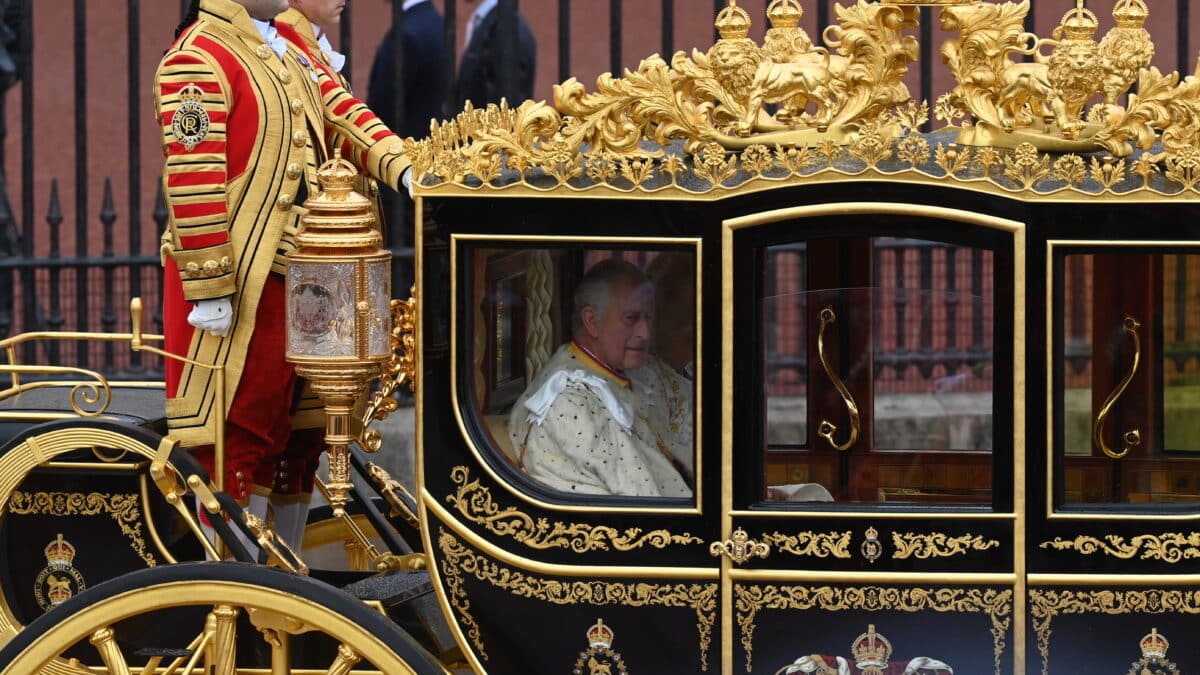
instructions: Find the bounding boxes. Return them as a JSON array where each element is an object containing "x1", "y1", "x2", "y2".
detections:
[{"x1": 0, "y1": 562, "x2": 445, "y2": 675}]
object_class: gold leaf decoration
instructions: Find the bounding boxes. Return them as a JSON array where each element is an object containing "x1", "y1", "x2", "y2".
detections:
[
  {"x1": 1039, "y1": 532, "x2": 1200, "y2": 563},
  {"x1": 445, "y1": 467, "x2": 703, "y2": 552},
  {"x1": 891, "y1": 532, "x2": 1000, "y2": 560},
  {"x1": 735, "y1": 584, "x2": 1012, "y2": 674},
  {"x1": 1029, "y1": 588, "x2": 1200, "y2": 675},
  {"x1": 403, "y1": 1, "x2": 1200, "y2": 198},
  {"x1": 8, "y1": 491, "x2": 157, "y2": 568},
  {"x1": 438, "y1": 529, "x2": 717, "y2": 669},
  {"x1": 761, "y1": 531, "x2": 852, "y2": 559}
]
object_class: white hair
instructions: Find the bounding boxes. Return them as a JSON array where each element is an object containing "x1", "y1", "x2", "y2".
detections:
[{"x1": 572, "y1": 259, "x2": 648, "y2": 333}]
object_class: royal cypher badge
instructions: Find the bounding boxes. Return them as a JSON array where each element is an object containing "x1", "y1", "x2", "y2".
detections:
[
  {"x1": 34, "y1": 534, "x2": 86, "y2": 611},
  {"x1": 172, "y1": 82, "x2": 211, "y2": 152}
]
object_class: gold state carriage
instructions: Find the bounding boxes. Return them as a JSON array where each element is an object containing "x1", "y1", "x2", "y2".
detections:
[{"x1": 2, "y1": 0, "x2": 1200, "y2": 673}]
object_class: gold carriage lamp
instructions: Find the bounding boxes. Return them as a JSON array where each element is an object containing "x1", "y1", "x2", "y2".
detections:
[{"x1": 285, "y1": 153, "x2": 392, "y2": 518}]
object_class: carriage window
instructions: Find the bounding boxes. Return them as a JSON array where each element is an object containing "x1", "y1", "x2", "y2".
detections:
[
  {"x1": 762, "y1": 237, "x2": 996, "y2": 506},
  {"x1": 468, "y1": 246, "x2": 697, "y2": 501},
  {"x1": 1058, "y1": 250, "x2": 1200, "y2": 506}
]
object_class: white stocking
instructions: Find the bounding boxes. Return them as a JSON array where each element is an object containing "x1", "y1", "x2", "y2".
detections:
[{"x1": 270, "y1": 499, "x2": 311, "y2": 553}]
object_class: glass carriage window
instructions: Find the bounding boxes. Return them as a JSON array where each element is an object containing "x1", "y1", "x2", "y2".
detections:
[
  {"x1": 762, "y1": 237, "x2": 996, "y2": 506},
  {"x1": 467, "y1": 246, "x2": 697, "y2": 501},
  {"x1": 1057, "y1": 249, "x2": 1200, "y2": 506}
]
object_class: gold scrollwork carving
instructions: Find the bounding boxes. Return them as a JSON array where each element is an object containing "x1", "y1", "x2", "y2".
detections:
[
  {"x1": 7, "y1": 491, "x2": 157, "y2": 568},
  {"x1": 734, "y1": 584, "x2": 1011, "y2": 674},
  {"x1": 762, "y1": 530, "x2": 852, "y2": 559},
  {"x1": 446, "y1": 467, "x2": 703, "y2": 552},
  {"x1": 891, "y1": 532, "x2": 1001, "y2": 560},
  {"x1": 437, "y1": 529, "x2": 717, "y2": 670},
  {"x1": 1029, "y1": 588, "x2": 1200, "y2": 675},
  {"x1": 358, "y1": 294, "x2": 418, "y2": 452},
  {"x1": 1039, "y1": 532, "x2": 1200, "y2": 563},
  {"x1": 406, "y1": 1, "x2": 1200, "y2": 198}
]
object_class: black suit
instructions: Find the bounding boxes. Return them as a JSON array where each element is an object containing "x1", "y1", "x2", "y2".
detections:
[
  {"x1": 455, "y1": 0, "x2": 536, "y2": 109},
  {"x1": 367, "y1": 0, "x2": 447, "y2": 292}
]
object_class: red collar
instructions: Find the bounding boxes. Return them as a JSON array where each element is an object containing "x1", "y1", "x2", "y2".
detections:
[{"x1": 568, "y1": 341, "x2": 632, "y2": 390}]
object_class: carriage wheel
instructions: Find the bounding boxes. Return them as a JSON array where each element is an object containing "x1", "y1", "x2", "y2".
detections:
[{"x1": 0, "y1": 562, "x2": 446, "y2": 675}]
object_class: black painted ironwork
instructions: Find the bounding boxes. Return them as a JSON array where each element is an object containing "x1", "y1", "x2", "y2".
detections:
[{"x1": 0, "y1": 0, "x2": 1194, "y2": 386}]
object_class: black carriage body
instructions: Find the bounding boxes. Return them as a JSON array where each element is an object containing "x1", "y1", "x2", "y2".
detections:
[{"x1": 419, "y1": 178, "x2": 1200, "y2": 674}]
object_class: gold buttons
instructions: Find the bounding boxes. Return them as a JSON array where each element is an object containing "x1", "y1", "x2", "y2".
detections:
[
  {"x1": 277, "y1": 194, "x2": 294, "y2": 210},
  {"x1": 256, "y1": 44, "x2": 273, "y2": 59},
  {"x1": 292, "y1": 130, "x2": 308, "y2": 147},
  {"x1": 278, "y1": 68, "x2": 292, "y2": 84},
  {"x1": 290, "y1": 99, "x2": 303, "y2": 116},
  {"x1": 286, "y1": 163, "x2": 302, "y2": 180}
]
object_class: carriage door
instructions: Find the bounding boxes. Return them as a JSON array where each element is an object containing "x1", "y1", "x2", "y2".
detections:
[
  {"x1": 721, "y1": 205, "x2": 1022, "y2": 675},
  {"x1": 1031, "y1": 242, "x2": 1200, "y2": 674}
]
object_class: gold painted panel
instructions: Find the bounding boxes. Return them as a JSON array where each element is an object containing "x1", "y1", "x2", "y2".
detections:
[
  {"x1": 1029, "y1": 588, "x2": 1200, "y2": 675},
  {"x1": 760, "y1": 531, "x2": 853, "y2": 559},
  {"x1": 446, "y1": 467, "x2": 704, "y2": 552},
  {"x1": 1040, "y1": 533, "x2": 1200, "y2": 563},
  {"x1": 437, "y1": 529, "x2": 717, "y2": 671},
  {"x1": 891, "y1": 532, "x2": 1001, "y2": 560},
  {"x1": 734, "y1": 584, "x2": 1012, "y2": 674},
  {"x1": 7, "y1": 491, "x2": 157, "y2": 568}
]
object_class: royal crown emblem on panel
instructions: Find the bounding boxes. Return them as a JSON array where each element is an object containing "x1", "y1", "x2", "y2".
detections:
[{"x1": 408, "y1": 0, "x2": 1200, "y2": 198}]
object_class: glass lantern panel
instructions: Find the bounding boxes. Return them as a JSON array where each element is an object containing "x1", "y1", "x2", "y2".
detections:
[
  {"x1": 288, "y1": 261, "x2": 357, "y2": 357},
  {"x1": 367, "y1": 258, "x2": 392, "y2": 359}
]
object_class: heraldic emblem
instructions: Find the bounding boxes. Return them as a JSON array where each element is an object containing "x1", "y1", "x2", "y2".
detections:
[
  {"x1": 1127, "y1": 628, "x2": 1177, "y2": 675},
  {"x1": 573, "y1": 619, "x2": 628, "y2": 675},
  {"x1": 33, "y1": 534, "x2": 86, "y2": 612},
  {"x1": 171, "y1": 82, "x2": 211, "y2": 152}
]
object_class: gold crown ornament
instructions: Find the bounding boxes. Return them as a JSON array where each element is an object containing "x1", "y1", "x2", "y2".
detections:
[
  {"x1": 44, "y1": 534, "x2": 77, "y2": 569},
  {"x1": 1112, "y1": 0, "x2": 1149, "y2": 28},
  {"x1": 850, "y1": 624, "x2": 893, "y2": 673},
  {"x1": 766, "y1": 0, "x2": 802, "y2": 29},
  {"x1": 587, "y1": 619, "x2": 615, "y2": 649},
  {"x1": 715, "y1": 0, "x2": 752, "y2": 40},
  {"x1": 1139, "y1": 628, "x2": 1169, "y2": 660},
  {"x1": 1056, "y1": 0, "x2": 1100, "y2": 41}
]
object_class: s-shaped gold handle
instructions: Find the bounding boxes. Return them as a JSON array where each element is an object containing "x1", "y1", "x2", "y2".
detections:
[
  {"x1": 1093, "y1": 315, "x2": 1142, "y2": 460},
  {"x1": 816, "y1": 306, "x2": 860, "y2": 452}
]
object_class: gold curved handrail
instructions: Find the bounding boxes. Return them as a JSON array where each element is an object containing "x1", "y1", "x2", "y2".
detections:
[
  {"x1": 816, "y1": 306, "x2": 860, "y2": 452},
  {"x1": 1093, "y1": 315, "x2": 1142, "y2": 460}
]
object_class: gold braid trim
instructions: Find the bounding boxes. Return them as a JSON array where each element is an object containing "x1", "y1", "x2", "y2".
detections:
[{"x1": 437, "y1": 529, "x2": 717, "y2": 670}]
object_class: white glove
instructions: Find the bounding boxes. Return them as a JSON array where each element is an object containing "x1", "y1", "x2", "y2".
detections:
[
  {"x1": 401, "y1": 166, "x2": 414, "y2": 198},
  {"x1": 188, "y1": 297, "x2": 233, "y2": 337}
]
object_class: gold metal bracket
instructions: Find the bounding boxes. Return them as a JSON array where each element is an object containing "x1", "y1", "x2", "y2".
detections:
[
  {"x1": 710, "y1": 528, "x2": 771, "y2": 565},
  {"x1": 1093, "y1": 315, "x2": 1142, "y2": 460},
  {"x1": 357, "y1": 292, "x2": 418, "y2": 452},
  {"x1": 816, "y1": 306, "x2": 861, "y2": 452}
]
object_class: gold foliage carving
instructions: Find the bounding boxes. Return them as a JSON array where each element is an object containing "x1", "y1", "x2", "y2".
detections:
[
  {"x1": 437, "y1": 529, "x2": 717, "y2": 670},
  {"x1": 406, "y1": 1, "x2": 1200, "y2": 198},
  {"x1": 446, "y1": 467, "x2": 703, "y2": 553},
  {"x1": 1029, "y1": 588, "x2": 1200, "y2": 675},
  {"x1": 734, "y1": 584, "x2": 1011, "y2": 674},
  {"x1": 761, "y1": 531, "x2": 852, "y2": 559},
  {"x1": 1039, "y1": 532, "x2": 1200, "y2": 563},
  {"x1": 358, "y1": 295, "x2": 418, "y2": 452},
  {"x1": 8, "y1": 491, "x2": 157, "y2": 568},
  {"x1": 891, "y1": 532, "x2": 1000, "y2": 560}
]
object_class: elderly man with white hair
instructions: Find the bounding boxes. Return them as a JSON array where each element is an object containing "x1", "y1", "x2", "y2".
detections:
[{"x1": 507, "y1": 259, "x2": 692, "y2": 498}]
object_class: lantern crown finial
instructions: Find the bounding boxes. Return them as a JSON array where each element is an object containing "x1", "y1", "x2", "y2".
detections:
[{"x1": 316, "y1": 151, "x2": 360, "y2": 199}]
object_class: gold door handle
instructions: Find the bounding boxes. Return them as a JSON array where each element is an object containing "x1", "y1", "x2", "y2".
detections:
[
  {"x1": 710, "y1": 528, "x2": 770, "y2": 565},
  {"x1": 816, "y1": 306, "x2": 860, "y2": 451},
  {"x1": 1093, "y1": 315, "x2": 1142, "y2": 460}
]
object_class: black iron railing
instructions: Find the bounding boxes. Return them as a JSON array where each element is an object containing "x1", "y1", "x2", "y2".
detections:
[{"x1": 0, "y1": 0, "x2": 1198, "y2": 382}]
